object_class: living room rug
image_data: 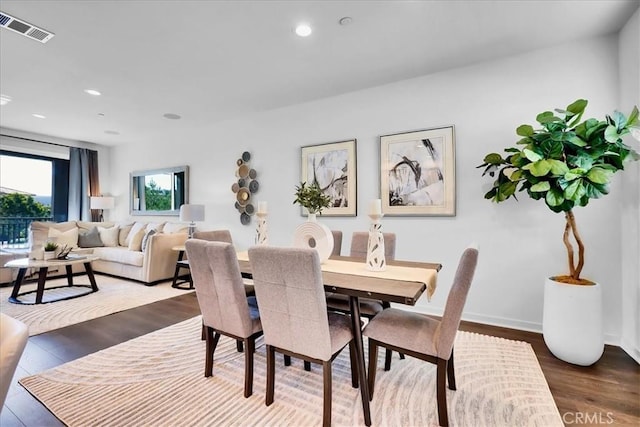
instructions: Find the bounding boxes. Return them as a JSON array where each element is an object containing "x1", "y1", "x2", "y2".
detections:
[
  {"x1": 20, "y1": 316, "x2": 563, "y2": 426},
  {"x1": 0, "y1": 275, "x2": 191, "y2": 336}
]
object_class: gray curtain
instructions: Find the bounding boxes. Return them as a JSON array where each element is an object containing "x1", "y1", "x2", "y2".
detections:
[{"x1": 68, "y1": 148, "x2": 100, "y2": 221}]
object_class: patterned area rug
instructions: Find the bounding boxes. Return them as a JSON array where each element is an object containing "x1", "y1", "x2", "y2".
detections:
[
  {"x1": 0, "y1": 275, "x2": 192, "y2": 335},
  {"x1": 20, "y1": 316, "x2": 563, "y2": 426}
]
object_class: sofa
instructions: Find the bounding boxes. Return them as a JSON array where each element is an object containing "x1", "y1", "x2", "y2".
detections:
[{"x1": 11, "y1": 220, "x2": 189, "y2": 285}]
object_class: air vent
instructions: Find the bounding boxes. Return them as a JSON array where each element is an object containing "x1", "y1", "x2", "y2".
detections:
[{"x1": 0, "y1": 11, "x2": 54, "y2": 43}]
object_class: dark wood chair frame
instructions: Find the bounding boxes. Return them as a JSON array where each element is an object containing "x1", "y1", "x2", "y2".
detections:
[{"x1": 368, "y1": 338, "x2": 456, "y2": 427}]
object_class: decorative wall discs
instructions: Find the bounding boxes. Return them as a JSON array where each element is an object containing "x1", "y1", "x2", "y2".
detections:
[{"x1": 232, "y1": 151, "x2": 260, "y2": 225}]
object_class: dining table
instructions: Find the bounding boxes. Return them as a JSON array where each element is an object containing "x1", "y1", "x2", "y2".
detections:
[{"x1": 236, "y1": 251, "x2": 441, "y2": 426}]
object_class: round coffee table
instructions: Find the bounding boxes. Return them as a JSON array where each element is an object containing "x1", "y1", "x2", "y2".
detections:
[{"x1": 4, "y1": 255, "x2": 100, "y2": 304}]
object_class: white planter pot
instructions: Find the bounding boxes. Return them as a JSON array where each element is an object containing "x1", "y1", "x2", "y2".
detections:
[
  {"x1": 542, "y1": 277, "x2": 604, "y2": 366},
  {"x1": 43, "y1": 251, "x2": 56, "y2": 260}
]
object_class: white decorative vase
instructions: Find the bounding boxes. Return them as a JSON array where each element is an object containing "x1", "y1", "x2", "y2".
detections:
[
  {"x1": 43, "y1": 251, "x2": 56, "y2": 260},
  {"x1": 543, "y1": 277, "x2": 604, "y2": 366},
  {"x1": 366, "y1": 213, "x2": 386, "y2": 271},
  {"x1": 293, "y1": 213, "x2": 334, "y2": 263}
]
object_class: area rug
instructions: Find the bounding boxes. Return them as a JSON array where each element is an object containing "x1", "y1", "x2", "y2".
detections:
[
  {"x1": 0, "y1": 275, "x2": 192, "y2": 336},
  {"x1": 20, "y1": 316, "x2": 563, "y2": 426}
]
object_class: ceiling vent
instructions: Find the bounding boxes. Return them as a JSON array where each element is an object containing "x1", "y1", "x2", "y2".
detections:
[{"x1": 0, "y1": 11, "x2": 54, "y2": 43}]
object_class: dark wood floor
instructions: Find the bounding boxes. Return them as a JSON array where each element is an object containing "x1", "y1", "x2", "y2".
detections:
[{"x1": 1, "y1": 291, "x2": 638, "y2": 426}]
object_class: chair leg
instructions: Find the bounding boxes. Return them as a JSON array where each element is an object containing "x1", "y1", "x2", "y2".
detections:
[
  {"x1": 304, "y1": 361, "x2": 311, "y2": 371},
  {"x1": 266, "y1": 345, "x2": 275, "y2": 406},
  {"x1": 384, "y1": 348, "x2": 393, "y2": 371},
  {"x1": 201, "y1": 322, "x2": 206, "y2": 341},
  {"x1": 284, "y1": 355, "x2": 291, "y2": 366},
  {"x1": 436, "y1": 358, "x2": 449, "y2": 427},
  {"x1": 322, "y1": 361, "x2": 332, "y2": 427},
  {"x1": 348, "y1": 341, "x2": 359, "y2": 388},
  {"x1": 367, "y1": 340, "x2": 378, "y2": 401},
  {"x1": 237, "y1": 340, "x2": 244, "y2": 353},
  {"x1": 399, "y1": 353, "x2": 405, "y2": 360},
  {"x1": 204, "y1": 328, "x2": 220, "y2": 377},
  {"x1": 447, "y1": 349, "x2": 456, "y2": 390},
  {"x1": 244, "y1": 338, "x2": 255, "y2": 397}
]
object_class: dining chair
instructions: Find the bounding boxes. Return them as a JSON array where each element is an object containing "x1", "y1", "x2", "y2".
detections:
[
  {"x1": 0, "y1": 313, "x2": 28, "y2": 412},
  {"x1": 326, "y1": 231, "x2": 399, "y2": 370},
  {"x1": 185, "y1": 239, "x2": 262, "y2": 398},
  {"x1": 331, "y1": 230, "x2": 343, "y2": 257},
  {"x1": 363, "y1": 244, "x2": 479, "y2": 427},
  {"x1": 248, "y1": 246, "x2": 358, "y2": 427}
]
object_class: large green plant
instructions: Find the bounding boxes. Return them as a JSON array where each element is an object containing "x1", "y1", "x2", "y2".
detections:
[{"x1": 478, "y1": 99, "x2": 639, "y2": 284}]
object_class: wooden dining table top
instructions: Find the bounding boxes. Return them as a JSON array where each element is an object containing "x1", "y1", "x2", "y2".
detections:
[{"x1": 235, "y1": 251, "x2": 441, "y2": 306}]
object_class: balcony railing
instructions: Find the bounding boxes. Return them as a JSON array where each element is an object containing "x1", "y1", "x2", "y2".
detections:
[{"x1": 0, "y1": 216, "x2": 53, "y2": 248}]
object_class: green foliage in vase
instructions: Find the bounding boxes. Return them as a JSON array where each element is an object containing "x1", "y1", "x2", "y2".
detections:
[
  {"x1": 477, "y1": 99, "x2": 639, "y2": 283},
  {"x1": 44, "y1": 241, "x2": 58, "y2": 252},
  {"x1": 293, "y1": 181, "x2": 331, "y2": 215}
]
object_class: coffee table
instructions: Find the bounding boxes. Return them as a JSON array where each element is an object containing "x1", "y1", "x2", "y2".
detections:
[{"x1": 4, "y1": 255, "x2": 100, "y2": 305}]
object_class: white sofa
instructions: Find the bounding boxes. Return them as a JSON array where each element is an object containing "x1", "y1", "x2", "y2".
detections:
[{"x1": 17, "y1": 220, "x2": 189, "y2": 285}]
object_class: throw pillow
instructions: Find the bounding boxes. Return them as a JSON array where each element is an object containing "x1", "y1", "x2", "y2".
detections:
[
  {"x1": 78, "y1": 227, "x2": 104, "y2": 248},
  {"x1": 145, "y1": 222, "x2": 166, "y2": 233},
  {"x1": 117, "y1": 222, "x2": 134, "y2": 247},
  {"x1": 141, "y1": 229, "x2": 157, "y2": 252},
  {"x1": 48, "y1": 227, "x2": 79, "y2": 248},
  {"x1": 128, "y1": 227, "x2": 146, "y2": 252},
  {"x1": 98, "y1": 225, "x2": 119, "y2": 247},
  {"x1": 126, "y1": 222, "x2": 147, "y2": 246}
]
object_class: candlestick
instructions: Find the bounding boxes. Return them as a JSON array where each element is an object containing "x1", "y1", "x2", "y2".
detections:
[
  {"x1": 257, "y1": 201, "x2": 268, "y2": 214},
  {"x1": 366, "y1": 212, "x2": 386, "y2": 271}
]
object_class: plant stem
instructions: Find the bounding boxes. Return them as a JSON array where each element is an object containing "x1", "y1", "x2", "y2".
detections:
[
  {"x1": 563, "y1": 212, "x2": 576, "y2": 278},
  {"x1": 567, "y1": 210, "x2": 585, "y2": 279}
]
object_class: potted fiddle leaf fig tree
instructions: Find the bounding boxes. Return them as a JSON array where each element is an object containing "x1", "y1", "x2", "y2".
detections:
[{"x1": 477, "y1": 99, "x2": 639, "y2": 365}]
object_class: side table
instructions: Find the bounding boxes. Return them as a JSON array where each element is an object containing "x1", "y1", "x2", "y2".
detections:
[{"x1": 171, "y1": 246, "x2": 193, "y2": 290}]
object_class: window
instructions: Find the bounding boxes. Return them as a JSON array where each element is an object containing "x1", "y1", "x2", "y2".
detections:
[{"x1": 0, "y1": 150, "x2": 69, "y2": 246}]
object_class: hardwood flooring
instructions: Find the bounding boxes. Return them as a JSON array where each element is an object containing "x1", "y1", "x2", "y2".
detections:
[{"x1": 1, "y1": 291, "x2": 638, "y2": 426}]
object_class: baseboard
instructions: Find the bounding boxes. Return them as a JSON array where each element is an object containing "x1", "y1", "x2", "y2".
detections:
[
  {"x1": 409, "y1": 306, "x2": 621, "y2": 347},
  {"x1": 620, "y1": 339, "x2": 640, "y2": 364}
]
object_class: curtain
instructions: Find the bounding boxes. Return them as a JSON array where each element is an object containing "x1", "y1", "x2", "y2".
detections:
[{"x1": 68, "y1": 148, "x2": 100, "y2": 221}]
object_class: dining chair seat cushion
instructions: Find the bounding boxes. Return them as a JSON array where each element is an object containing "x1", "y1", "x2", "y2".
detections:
[
  {"x1": 326, "y1": 294, "x2": 384, "y2": 317},
  {"x1": 327, "y1": 312, "x2": 355, "y2": 354},
  {"x1": 364, "y1": 308, "x2": 439, "y2": 357}
]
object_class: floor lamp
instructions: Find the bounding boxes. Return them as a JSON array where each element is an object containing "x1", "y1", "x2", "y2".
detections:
[
  {"x1": 180, "y1": 204, "x2": 205, "y2": 238},
  {"x1": 90, "y1": 196, "x2": 115, "y2": 222}
]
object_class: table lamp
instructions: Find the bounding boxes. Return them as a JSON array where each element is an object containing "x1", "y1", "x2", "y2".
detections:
[
  {"x1": 90, "y1": 196, "x2": 115, "y2": 222},
  {"x1": 180, "y1": 204, "x2": 205, "y2": 238}
]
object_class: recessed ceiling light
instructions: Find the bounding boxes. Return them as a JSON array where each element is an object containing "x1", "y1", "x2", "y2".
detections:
[
  {"x1": 105, "y1": 130, "x2": 120, "y2": 135},
  {"x1": 295, "y1": 23, "x2": 312, "y2": 37},
  {"x1": 84, "y1": 89, "x2": 101, "y2": 96},
  {"x1": 163, "y1": 113, "x2": 181, "y2": 120},
  {"x1": 32, "y1": 113, "x2": 46, "y2": 119},
  {"x1": 339, "y1": 17, "x2": 353, "y2": 26},
  {"x1": 0, "y1": 94, "x2": 12, "y2": 106}
]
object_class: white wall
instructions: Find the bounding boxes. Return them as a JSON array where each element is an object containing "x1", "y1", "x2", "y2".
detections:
[
  {"x1": 110, "y1": 34, "x2": 632, "y2": 344},
  {"x1": 618, "y1": 9, "x2": 640, "y2": 363}
]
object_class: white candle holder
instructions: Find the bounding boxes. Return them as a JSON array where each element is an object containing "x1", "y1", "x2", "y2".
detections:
[
  {"x1": 256, "y1": 212, "x2": 268, "y2": 245},
  {"x1": 366, "y1": 213, "x2": 386, "y2": 271}
]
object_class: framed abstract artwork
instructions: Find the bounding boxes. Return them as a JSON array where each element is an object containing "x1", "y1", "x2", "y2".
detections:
[
  {"x1": 300, "y1": 139, "x2": 357, "y2": 216},
  {"x1": 380, "y1": 126, "x2": 456, "y2": 216}
]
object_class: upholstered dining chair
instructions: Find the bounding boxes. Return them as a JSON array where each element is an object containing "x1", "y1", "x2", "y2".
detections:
[
  {"x1": 0, "y1": 313, "x2": 28, "y2": 412},
  {"x1": 363, "y1": 244, "x2": 479, "y2": 427},
  {"x1": 248, "y1": 246, "x2": 358, "y2": 427},
  {"x1": 326, "y1": 231, "x2": 399, "y2": 369},
  {"x1": 331, "y1": 230, "x2": 343, "y2": 257},
  {"x1": 185, "y1": 239, "x2": 262, "y2": 398}
]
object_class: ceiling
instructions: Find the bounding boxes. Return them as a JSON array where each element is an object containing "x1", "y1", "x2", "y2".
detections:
[{"x1": 0, "y1": 0, "x2": 638, "y2": 147}]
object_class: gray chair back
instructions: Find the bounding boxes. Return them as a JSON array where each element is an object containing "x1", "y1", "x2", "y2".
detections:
[
  {"x1": 249, "y1": 246, "x2": 334, "y2": 361},
  {"x1": 193, "y1": 230, "x2": 233, "y2": 244},
  {"x1": 350, "y1": 231, "x2": 396, "y2": 260},
  {"x1": 331, "y1": 230, "x2": 343, "y2": 257},
  {"x1": 186, "y1": 239, "x2": 257, "y2": 338},
  {"x1": 0, "y1": 313, "x2": 28, "y2": 409},
  {"x1": 436, "y1": 244, "x2": 479, "y2": 359}
]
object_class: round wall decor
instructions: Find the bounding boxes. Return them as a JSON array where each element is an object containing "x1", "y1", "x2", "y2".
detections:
[{"x1": 231, "y1": 151, "x2": 260, "y2": 225}]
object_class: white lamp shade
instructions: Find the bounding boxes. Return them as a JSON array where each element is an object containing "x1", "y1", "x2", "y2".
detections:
[
  {"x1": 91, "y1": 196, "x2": 115, "y2": 210},
  {"x1": 180, "y1": 204, "x2": 205, "y2": 222}
]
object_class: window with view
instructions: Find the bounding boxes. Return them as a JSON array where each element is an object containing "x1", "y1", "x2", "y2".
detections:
[{"x1": 0, "y1": 151, "x2": 69, "y2": 247}]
